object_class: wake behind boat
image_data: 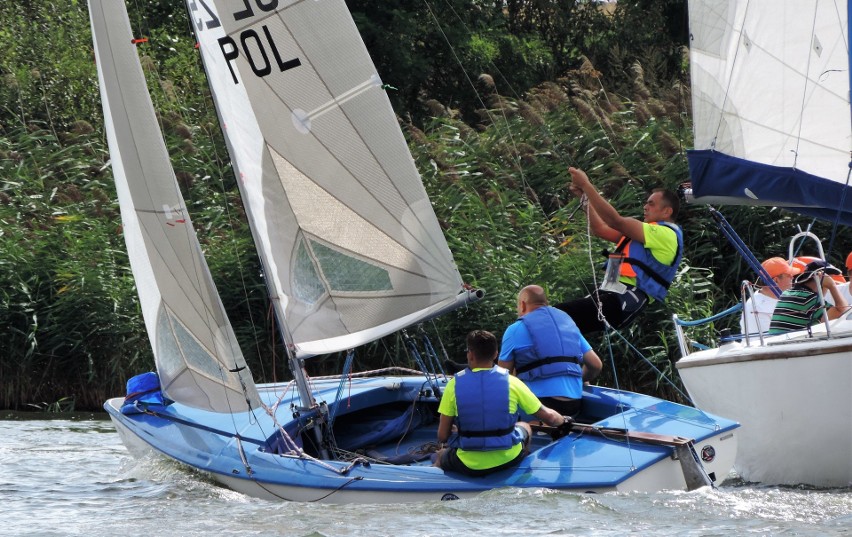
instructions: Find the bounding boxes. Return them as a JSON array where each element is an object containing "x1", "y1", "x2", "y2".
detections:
[
  {"x1": 675, "y1": 0, "x2": 852, "y2": 487},
  {"x1": 92, "y1": 0, "x2": 737, "y2": 502}
]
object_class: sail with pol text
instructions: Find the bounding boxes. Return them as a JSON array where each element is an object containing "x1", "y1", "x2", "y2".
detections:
[{"x1": 187, "y1": 0, "x2": 470, "y2": 358}]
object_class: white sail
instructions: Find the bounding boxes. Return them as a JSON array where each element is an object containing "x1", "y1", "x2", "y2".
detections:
[
  {"x1": 186, "y1": 0, "x2": 468, "y2": 358},
  {"x1": 688, "y1": 0, "x2": 852, "y2": 221},
  {"x1": 89, "y1": 0, "x2": 259, "y2": 411}
]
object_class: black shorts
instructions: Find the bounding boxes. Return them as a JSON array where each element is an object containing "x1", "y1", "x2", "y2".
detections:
[
  {"x1": 439, "y1": 426, "x2": 530, "y2": 477},
  {"x1": 554, "y1": 288, "x2": 648, "y2": 336}
]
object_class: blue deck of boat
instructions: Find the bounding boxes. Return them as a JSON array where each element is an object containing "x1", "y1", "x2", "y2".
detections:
[{"x1": 106, "y1": 375, "x2": 738, "y2": 494}]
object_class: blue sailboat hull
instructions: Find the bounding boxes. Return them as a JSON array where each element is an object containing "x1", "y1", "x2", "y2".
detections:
[{"x1": 105, "y1": 377, "x2": 739, "y2": 503}]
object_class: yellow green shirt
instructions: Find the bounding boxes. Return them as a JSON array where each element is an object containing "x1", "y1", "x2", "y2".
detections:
[{"x1": 438, "y1": 369, "x2": 542, "y2": 470}]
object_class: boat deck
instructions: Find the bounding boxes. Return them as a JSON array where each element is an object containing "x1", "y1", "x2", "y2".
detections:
[{"x1": 106, "y1": 375, "x2": 738, "y2": 499}]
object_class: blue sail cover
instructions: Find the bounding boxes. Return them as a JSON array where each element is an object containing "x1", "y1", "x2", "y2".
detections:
[
  {"x1": 688, "y1": 0, "x2": 852, "y2": 224},
  {"x1": 688, "y1": 151, "x2": 852, "y2": 226}
]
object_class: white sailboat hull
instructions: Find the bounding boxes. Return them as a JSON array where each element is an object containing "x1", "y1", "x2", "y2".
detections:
[{"x1": 677, "y1": 322, "x2": 852, "y2": 487}]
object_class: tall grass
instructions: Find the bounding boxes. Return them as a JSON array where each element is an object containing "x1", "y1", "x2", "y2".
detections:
[{"x1": 2, "y1": 2, "x2": 851, "y2": 410}]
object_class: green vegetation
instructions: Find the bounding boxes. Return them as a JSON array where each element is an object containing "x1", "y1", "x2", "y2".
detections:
[{"x1": 0, "y1": 1, "x2": 849, "y2": 411}]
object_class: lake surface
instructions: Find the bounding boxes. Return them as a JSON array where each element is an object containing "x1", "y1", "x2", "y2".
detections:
[{"x1": 2, "y1": 414, "x2": 851, "y2": 537}]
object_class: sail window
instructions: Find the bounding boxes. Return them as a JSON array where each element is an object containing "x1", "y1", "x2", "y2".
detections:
[
  {"x1": 294, "y1": 239, "x2": 325, "y2": 304},
  {"x1": 311, "y1": 241, "x2": 392, "y2": 292},
  {"x1": 157, "y1": 308, "x2": 222, "y2": 380}
]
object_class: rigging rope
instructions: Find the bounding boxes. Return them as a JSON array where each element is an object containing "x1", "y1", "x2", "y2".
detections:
[
  {"x1": 328, "y1": 350, "x2": 356, "y2": 427},
  {"x1": 824, "y1": 167, "x2": 852, "y2": 263},
  {"x1": 424, "y1": 0, "x2": 598, "y2": 259},
  {"x1": 600, "y1": 327, "x2": 635, "y2": 471},
  {"x1": 710, "y1": 207, "x2": 781, "y2": 297},
  {"x1": 401, "y1": 329, "x2": 442, "y2": 399},
  {"x1": 423, "y1": 0, "x2": 695, "y2": 429}
]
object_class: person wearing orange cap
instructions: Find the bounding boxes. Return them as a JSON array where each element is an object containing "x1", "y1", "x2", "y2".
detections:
[
  {"x1": 837, "y1": 251, "x2": 852, "y2": 305},
  {"x1": 768, "y1": 260, "x2": 850, "y2": 334},
  {"x1": 740, "y1": 257, "x2": 800, "y2": 335}
]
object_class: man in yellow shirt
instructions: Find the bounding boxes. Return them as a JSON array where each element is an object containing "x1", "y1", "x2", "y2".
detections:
[
  {"x1": 556, "y1": 167, "x2": 683, "y2": 335},
  {"x1": 434, "y1": 330, "x2": 570, "y2": 476}
]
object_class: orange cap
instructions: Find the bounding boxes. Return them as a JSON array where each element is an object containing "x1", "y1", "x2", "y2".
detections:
[
  {"x1": 761, "y1": 257, "x2": 800, "y2": 279},
  {"x1": 846, "y1": 251, "x2": 852, "y2": 270}
]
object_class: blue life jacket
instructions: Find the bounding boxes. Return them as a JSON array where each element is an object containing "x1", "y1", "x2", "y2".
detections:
[
  {"x1": 120, "y1": 371, "x2": 169, "y2": 415},
  {"x1": 455, "y1": 366, "x2": 519, "y2": 451},
  {"x1": 615, "y1": 221, "x2": 683, "y2": 302},
  {"x1": 514, "y1": 306, "x2": 584, "y2": 382}
]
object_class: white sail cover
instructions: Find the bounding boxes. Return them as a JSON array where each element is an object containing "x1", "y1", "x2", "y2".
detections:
[
  {"x1": 186, "y1": 0, "x2": 468, "y2": 357},
  {"x1": 688, "y1": 0, "x2": 852, "y2": 223},
  {"x1": 89, "y1": 0, "x2": 259, "y2": 411}
]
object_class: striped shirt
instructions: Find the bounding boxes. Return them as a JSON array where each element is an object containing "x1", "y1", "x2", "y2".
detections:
[{"x1": 767, "y1": 285, "x2": 824, "y2": 334}]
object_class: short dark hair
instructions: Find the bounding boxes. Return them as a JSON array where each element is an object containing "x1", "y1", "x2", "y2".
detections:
[
  {"x1": 653, "y1": 188, "x2": 680, "y2": 221},
  {"x1": 466, "y1": 330, "x2": 498, "y2": 361}
]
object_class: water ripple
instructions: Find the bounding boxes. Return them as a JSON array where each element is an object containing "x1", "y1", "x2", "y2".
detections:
[{"x1": 2, "y1": 417, "x2": 851, "y2": 537}]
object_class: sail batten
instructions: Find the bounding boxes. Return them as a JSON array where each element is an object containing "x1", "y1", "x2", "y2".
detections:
[
  {"x1": 190, "y1": 0, "x2": 466, "y2": 357},
  {"x1": 688, "y1": 0, "x2": 852, "y2": 223}
]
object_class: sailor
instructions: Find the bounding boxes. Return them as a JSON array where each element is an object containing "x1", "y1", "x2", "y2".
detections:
[
  {"x1": 434, "y1": 330, "x2": 570, "y2": 477},
  {"x1": 768, "y1": 260, "x2": 850, "y2": 334},
  {"x1": 838, "y1": 252, "x2": 852, "y2": 305},
  {"x1": 498, "y1": 285, "x2": 602, "y2": 417},
  {"x1": 740, "y1": 257, "x2": 800, "y2": 335},
  {"x1": 556, "y1": 167, "x2": 683, "y2": 336}
]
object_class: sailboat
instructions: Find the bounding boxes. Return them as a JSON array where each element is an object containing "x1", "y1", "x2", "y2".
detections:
[
  {"x1": 92, "y1": 0, "x2": 738, "y2": 502},
  {"x1": 676, "y1": 0, "x2": 852, "y2": 487}
]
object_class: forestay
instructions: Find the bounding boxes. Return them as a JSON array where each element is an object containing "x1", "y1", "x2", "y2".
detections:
[
  {"x1": 687, "y1": 0, "x2": 852, "y2": 224},
  {"x1": 187, "y1": 0, "x2": 469, "y2": 358},
  {"x1": 90, "y1": 0, "x2": 259, "y2": 412}
]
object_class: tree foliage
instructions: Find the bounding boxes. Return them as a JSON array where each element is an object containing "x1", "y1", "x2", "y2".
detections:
[{"x1": 1, "y1": 1, "x2": 850, "y2": 410}]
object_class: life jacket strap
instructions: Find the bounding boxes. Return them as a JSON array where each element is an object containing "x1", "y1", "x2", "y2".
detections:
[
  {"x1": 458, "y1": 425, "x2": 516, "y2": 438},
  {"x1": 515, "y1": 355, "x2": 580, "y2": 375},
  {"x1": 622, "y1": 256, "x2": 672, "y2": 289}
]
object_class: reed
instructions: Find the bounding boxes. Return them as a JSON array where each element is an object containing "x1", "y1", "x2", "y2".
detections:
[{"x1": 2, "y1": 1, "x2": 851, "y2": 409}]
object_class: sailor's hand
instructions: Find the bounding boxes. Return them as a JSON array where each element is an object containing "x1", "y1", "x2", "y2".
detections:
[
  {"x1": 568, "y1": 183, "x2": 583, "y2": 198},
  {"x1": 568, "y1": 167, "x2": 591, "y2": 195},
  {"x1": 551, "y1": 416, "x2": 574, "y2": 440}
]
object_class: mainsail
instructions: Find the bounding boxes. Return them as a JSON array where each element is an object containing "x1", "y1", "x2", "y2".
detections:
[
  {"x1": 186, "y1": 0, "x2": 470, "y2": 358},
  {"x1": 90, "y1": 0, "x2": 259, "y2": 411},
  {"x1": 688, "y1": 0, "x2": 852, "y2": 224}
]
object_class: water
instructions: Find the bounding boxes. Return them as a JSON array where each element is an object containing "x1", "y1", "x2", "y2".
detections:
[{"x1": 2, "y1": 415, "x2": 851, "y2": 537}]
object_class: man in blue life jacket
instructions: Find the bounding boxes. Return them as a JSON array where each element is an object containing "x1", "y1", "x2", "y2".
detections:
[
  {"x1": 555, "y1": 166, "x2": 683, "y2": 336},
  {"x1": 435, "y1": 330, "x2": 571, "y2": 477},
  {"x1": 498, "y1": 285, "x2": 603, "y2": 417}
]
